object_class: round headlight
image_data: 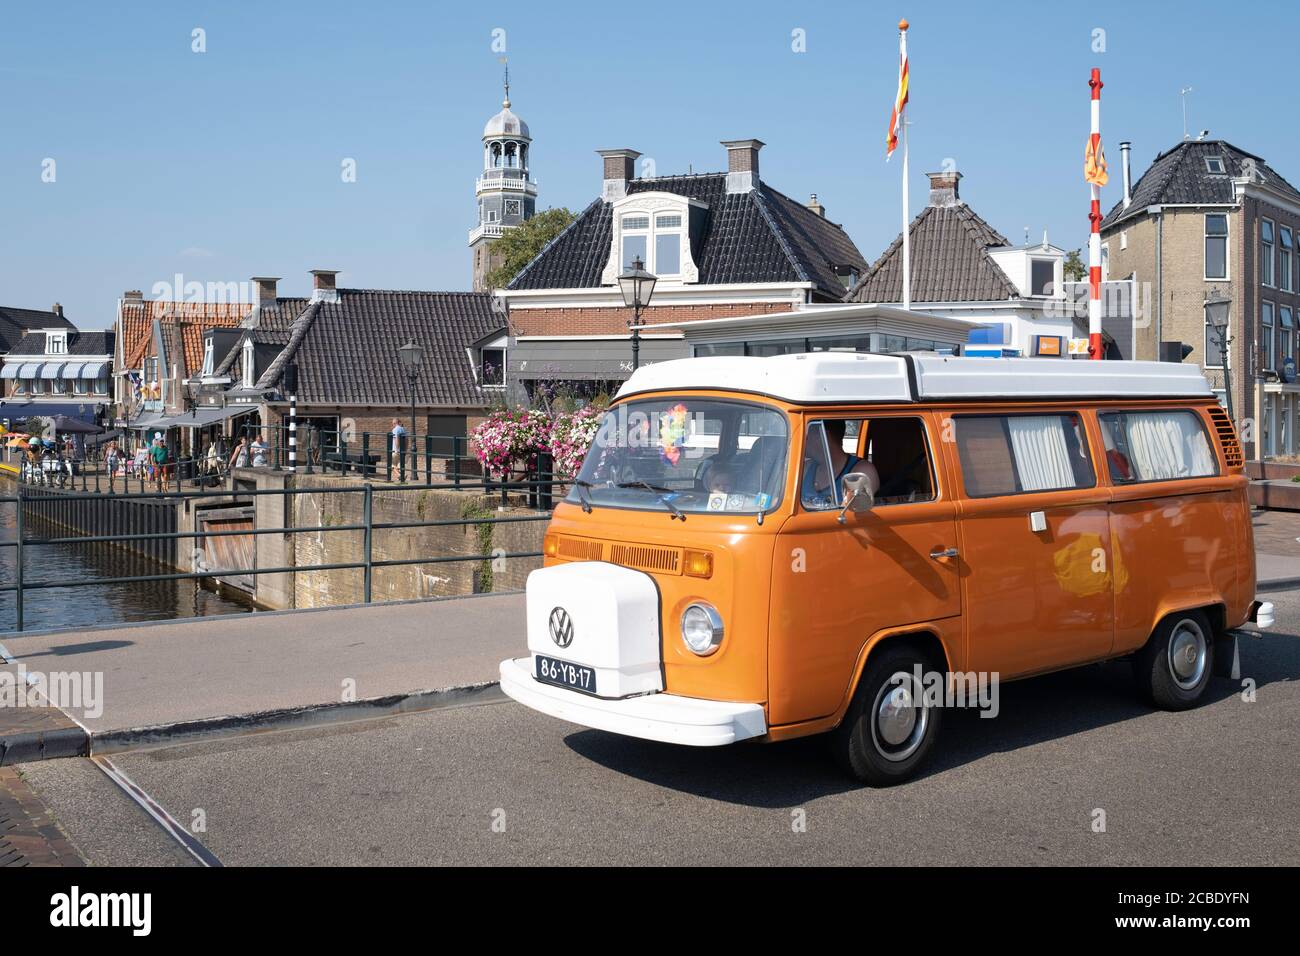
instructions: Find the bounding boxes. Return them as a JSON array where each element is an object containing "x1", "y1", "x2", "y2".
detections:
[{"x1": 681, "y1": 603, "x2": 724, "y2": 656}]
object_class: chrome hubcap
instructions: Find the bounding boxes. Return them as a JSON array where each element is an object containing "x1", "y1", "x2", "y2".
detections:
[
  {"x1": 870, "y1": 671, "x2": 929, "y2": 762},
  {"x1": 1168, "y1": 619, "x2": 1208, "y2": 690}
]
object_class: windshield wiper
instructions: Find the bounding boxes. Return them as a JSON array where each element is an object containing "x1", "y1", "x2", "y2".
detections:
[
  {"x1": 616, "y1": 480, "x2": 685, "y2": 520},
  {"x1": 572, "y1": 478, "x2": 595, "y2": 513}
]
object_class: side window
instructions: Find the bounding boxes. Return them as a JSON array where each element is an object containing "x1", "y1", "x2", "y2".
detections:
[
  {"x1": 801, "y1": 417, "x2": 935, "y2": 510},
  {"x1": 955, "y1": 413, "x2": 1095, "y2": 497},
  {"x1": 1098, "y1": 410, "x2": 1219, "y2": 483}
]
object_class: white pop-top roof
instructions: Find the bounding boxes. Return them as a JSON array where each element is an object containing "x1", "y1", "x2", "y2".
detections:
[{"x1": 616, "y1": 353, "x2": 1213, "y2": 404}]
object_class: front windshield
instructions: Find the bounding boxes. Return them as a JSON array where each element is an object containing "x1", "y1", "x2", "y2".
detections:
[{"x1": 567, "y1": 398, "x2": 789, "y2": 514}]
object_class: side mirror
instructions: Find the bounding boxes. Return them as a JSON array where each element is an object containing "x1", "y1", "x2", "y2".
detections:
[{"x1": 837, "y1": 471, "x2": 877, "y2": 524}]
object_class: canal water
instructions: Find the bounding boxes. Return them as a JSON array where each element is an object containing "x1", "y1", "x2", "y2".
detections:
[{"x1": 0, "y1": 500, "x2": 252, "y2": 634}]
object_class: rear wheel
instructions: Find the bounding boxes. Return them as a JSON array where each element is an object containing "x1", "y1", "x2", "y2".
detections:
[
  {"x1": 1134, "y1": 610, "x2": 1215, "y2": 710},
  {"x1": 831, "y1": 646, "x2": 943, "y2": 786}
]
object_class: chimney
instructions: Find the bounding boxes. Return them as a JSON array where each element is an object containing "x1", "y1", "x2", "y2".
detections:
[
  {"x1": 722, "y1": 139, "x2": 764, "y2": 193},
  {"x1": 927, "y1": 170, "x2": 963, "y2": 207},
  {"x1": 310, "y1": 269, "x2": 340, "y2": 303},
  {"x1": 52, "y1": 303, "x2": 64, "y2": 319},
  {"x1": 251, "y1": 276, "x2": 280, "y2": 308},
  {"x1": 806, "y1": 193, "x2": 826, "y2": 218},
  {"x1": 123, "y1": 289, "x2": 143, "y2": 303},
  {"x1": 1119, "y1": 141, "x2": 1132, "y2": 208},
  {"x1": 597, "y1": 149, "x2": 641, "y2": 202}
]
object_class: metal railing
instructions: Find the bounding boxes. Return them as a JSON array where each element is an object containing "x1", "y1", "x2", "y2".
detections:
[
  {"x1": 7, "y1": 428, "x2": 538, "y2": 493},
  {"x1": 0, "y1": 474, "x2": 567, "y2": 633}
]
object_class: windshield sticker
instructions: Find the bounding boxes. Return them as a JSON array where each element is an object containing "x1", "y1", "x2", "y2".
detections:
[{"x1": 658, "y1": 403, "x2": 690, "y2": 465}]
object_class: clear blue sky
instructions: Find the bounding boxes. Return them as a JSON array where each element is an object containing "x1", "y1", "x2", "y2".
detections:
[{"x1": 3, "y1": 0, "x2": 1297, "y2": 329}]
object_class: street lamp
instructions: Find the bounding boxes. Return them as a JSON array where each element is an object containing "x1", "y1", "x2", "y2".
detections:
[
  {"x1": 617, "y1": 256, "x2": 657, "y2": 371},
  {"x1": 397, "y1": 340, "x2": 424, "y2": 482},
  {"x1": 1205, "y1": 288, "x2": 1234, "y2": 424}
]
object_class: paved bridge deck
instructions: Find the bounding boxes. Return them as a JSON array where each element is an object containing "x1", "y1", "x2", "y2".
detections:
[{"x1": 1, "y1": 594, "x2": 526, "y2": 747}]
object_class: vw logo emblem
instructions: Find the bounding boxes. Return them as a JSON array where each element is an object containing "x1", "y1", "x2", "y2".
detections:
[{"x1": 548, "y1": 607, "x2": 574, "y2": 648}]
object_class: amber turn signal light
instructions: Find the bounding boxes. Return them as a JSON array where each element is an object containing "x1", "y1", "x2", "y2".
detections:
[
  {"x1": 683, "y1": 549, "x2": 713, "y2": 578},
  {"x1": 543, "y1": 534, "x2": 559, "y2": 558}
]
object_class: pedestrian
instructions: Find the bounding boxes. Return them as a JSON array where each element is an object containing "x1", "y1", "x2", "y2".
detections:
[
  {"x1": 151, "y1": 435, "x2": 170, "y2": 492},
  {"x1": 105, "y1": 439, "x2": 120, "y2": 491},
  {"x1": 390, "y1": 418, "x2": 406, "y2": 479},
  {"x1": 229, "y1": 435, "x2": 249, "y2": 470},
  {"x1": 250, "y1": 432, "x2": 268, "y2": 468}
]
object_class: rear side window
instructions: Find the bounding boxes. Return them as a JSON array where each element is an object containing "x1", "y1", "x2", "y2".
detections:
[
  {"x1": 1098, "y1": 410, "x2": 1219, "y2": 482},
  {"x1": 954, "y1": 413, "x2": 1095, "y2": 497}
]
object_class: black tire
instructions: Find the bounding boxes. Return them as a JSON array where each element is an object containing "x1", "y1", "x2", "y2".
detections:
[
  {"x1": 1134, "y1": 609, "x2": 1215, "y2": 710},
  {"x1": 831, "y1": 645, "x2": 943, "y2": 786}
]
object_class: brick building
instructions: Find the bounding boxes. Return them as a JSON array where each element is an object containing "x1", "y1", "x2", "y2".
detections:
[
  {"x1": 1101, "y1": 138, "x2": 1300, "y2": 459},
  {"x1": 496, "y1": 138, "x2": 869, "y2": 402},
  {"x1": 191, "y1": 271, "x2": 505, "y2": 461}
]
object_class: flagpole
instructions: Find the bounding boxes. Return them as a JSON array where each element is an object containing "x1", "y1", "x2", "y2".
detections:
[
  {"x1": 1088, "y1": 68, "x2": 1103, "y2": 360},
  {"x1": 900, "y1": 20, "x2": 911, "y2": 312}
]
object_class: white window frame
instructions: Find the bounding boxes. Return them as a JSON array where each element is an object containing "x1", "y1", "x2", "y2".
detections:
[
  {"x1": 242, "y1": 338, "x2": 256, "y2": 388},
  {"x1": 201, "y1": 337, "x2": 215, "y2": 377},
  {"x1": 1205, "y1": 156, "x2": 1226, "y2": 174},
  {"x1": 1262, "y1": 301, "x2": 1275, "y2": 372},
  {"x1": 73, "y1": 375, "x2": 89, "y2": 395},
  {"x1": 46, "y1": 330, "x2": 67, "y2": 354},
  {"x1": 1205, "y1": 213, "x2": 1229, "y2": 281},
  {"x1": 1262, "y1": 218, "x2": 1275, "y2": 287},
  {"x1": 602, "y1": 192, "x2": 703, "y2": 285},
  {"x1": 1282, "y1": 306, "x2": 1295, "y2": 365}
]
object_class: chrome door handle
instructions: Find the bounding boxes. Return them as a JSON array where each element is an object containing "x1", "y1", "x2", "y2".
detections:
[{"x1": 929, "y1": 547, "x2": 959, "y2": 560}]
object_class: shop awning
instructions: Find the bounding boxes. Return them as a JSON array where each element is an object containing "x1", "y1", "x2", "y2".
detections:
[
  {"x1": 153, "y1": 405, "x2": 248, "y2": 429},
  {"x1": 60, "y1": 362, "x2": 86, "y2": 379},
  {"x1": 39, "y1": 363, "x2": 64, "y2": 379},
  {"x1": 79, "y1": 361, "x2": 108, "y2": 379},
  {"x1": 1, "y1": 366, "x2": 19, "y2": 380},
  {"x1": 17, "y1": 363, "x2": 40, "y2": 378}
]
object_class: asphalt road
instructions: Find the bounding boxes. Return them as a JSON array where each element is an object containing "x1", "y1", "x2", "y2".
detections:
[{"x1": 17, "y1": 591, "x2": 1300, "y2": 866}]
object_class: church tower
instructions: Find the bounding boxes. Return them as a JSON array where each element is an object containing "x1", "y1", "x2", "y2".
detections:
[{"x1": 470, "y1": 66, "x2": 537, "y2": 292}]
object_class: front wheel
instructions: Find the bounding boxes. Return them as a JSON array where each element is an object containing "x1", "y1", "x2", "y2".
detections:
[
  {"x1": 830, "y1": 646, "x2": 943, "y2": 786},
  {"x1": 1134, "y1": 610, "x2": 1215, "y2": 710}
]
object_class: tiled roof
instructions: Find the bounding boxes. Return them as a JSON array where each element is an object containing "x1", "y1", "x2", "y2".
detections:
[
  {"x1": 7, "y1": 330, "x2": 115, "y2": 356},
  {"x1": 848, "y1": 203, "x2": 1018, "y2": 303},
  {"x1": 508, "y1": 174, "x2": 867, "y2": 300},
  {"x1": 119, "y1": 300, "x2": 252, "y2": 372},
  {"x1": 1102, "y1": 139, "x2": 1300, "y2": 230},
  {"x1": 253, "y1": 290, "x2": 503, "y2": 408},
  {"x1": 0, "y1": 305, "x2": 75, "y2": 353},
  {"x1": 211, "y1": 299, "x2": 309, "y2": 380}
]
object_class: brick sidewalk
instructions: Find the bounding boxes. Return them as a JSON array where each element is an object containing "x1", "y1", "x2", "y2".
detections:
[
  {"x1": 1252, "y1": 509, "x2": 1300, "y2": 555},
  {"x1": 0, "y1": 766, "x2": 85, "y2": 866}
]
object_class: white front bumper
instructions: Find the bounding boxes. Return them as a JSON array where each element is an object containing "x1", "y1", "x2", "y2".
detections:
[{"x1": 499, "y1": 657, "x2": 767, "y2": 747}]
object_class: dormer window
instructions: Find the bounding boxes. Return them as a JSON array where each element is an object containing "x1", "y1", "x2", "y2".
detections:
[
  {"x1": 1030, "y1": 259, "x2": 1056, "y2": 296},
  {"x1": 46, "y1": 330, "x2": 67, "y2": 354},
  {"x1": 604, "y1": 193, "x2": 704, "y2": 285},
  {"x1": 202, "y1": 336, "x2": 215, "y2": 377},
  {"x1": 242, "y1": 338, "x2": 255, "y2": 388},
  {"x1": 1205, "y1": 156, "x2": 1226, "y2": 174}
]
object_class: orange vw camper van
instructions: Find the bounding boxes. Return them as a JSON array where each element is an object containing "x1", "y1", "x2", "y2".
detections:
[{"x1": 499, "y1": 354, "x2": 1273, "y2": 785}]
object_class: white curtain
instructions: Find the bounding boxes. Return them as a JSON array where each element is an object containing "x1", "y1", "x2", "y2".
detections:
[
  {"x1": 1007, "y1": 416, "x2": 1077, "y2": 491},
  {"x1": 1122, "y1": 411, "x2": 1216, "y2": 480}
]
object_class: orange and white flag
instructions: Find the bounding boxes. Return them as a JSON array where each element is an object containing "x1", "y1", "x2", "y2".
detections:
[
  {"x1": 886, "y1": 21, "x2": 909, "y2": 160},
  {"x1": 1084, "y1": 133, "x2": 1108, "y2": 186}
]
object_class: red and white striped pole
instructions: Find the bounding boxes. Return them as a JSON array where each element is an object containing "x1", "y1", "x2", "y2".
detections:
[{"x1": 1088, "y1": 68, "x2": 1104, "y2": 360}]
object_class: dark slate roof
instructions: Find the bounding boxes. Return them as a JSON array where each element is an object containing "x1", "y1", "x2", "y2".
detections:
[
  {"x1": 252, "y1": 290, "x2": 503, "y2": 408},
  {"x1": 7, "y1": 329, "x2": 115, "y2": 356},
  {"x1": 0, "y1": 305, "x2": 75, "y2": 353},
  {"x1": 848, "y1": 202, "x2": 1018, "y2": 303},
  {"x1": 508, "y1": 173, "x2": 867, "y2": 300},
  {"x1": 1102, "y1": 139, "x2": 1300, "y2": 230},
  {"x1": 212, "y1": 299, "x2": 309, "y2": 379}
]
